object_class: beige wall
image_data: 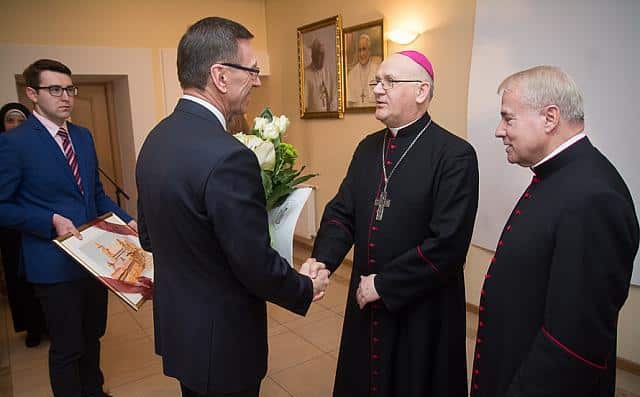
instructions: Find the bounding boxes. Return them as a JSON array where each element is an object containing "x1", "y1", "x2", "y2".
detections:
[
  {"x1": 263, "y1": 0, "x2": 475, "y2": 222},
  {"x1": 262, "y1": 0, "x2": 639, "y2": 364},
  {"x1": 1, "y1": 0, "x2": 637, "y2": 365},
  {"x1": 0, "y1": 0, "x2": 269, "y2": 120}
]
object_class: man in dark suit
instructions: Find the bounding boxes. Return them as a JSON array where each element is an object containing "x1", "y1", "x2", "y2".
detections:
[
  {"x1": 135, "y1": 17, "x2": 330, "y2": 397},
  {"x1": 0, "y1": 59, "x2": 135, "y2": 397}
]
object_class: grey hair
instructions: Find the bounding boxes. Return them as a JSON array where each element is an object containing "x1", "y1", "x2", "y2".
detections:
[
  {"x1": 498, "y1": 65, "x2": 584, "y2": 123},
  {"x1": 424, "y1": 71, "x2": 434, "y2": 101},
  {"x1": 177, "y1": 17, "x2": 254, "y2": 90},
  {"x1": 413, "y1": 66, "x2": 434, "y2": 101}
]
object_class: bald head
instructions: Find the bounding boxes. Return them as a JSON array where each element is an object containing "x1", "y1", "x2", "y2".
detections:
[{"x1": 373, "y1": 54, "x2": 434, "y2": 127}]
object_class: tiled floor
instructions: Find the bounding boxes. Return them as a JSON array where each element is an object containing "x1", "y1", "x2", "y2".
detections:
[{"x1": 1, "y1": 249, "x2": 639, "y2": 397}]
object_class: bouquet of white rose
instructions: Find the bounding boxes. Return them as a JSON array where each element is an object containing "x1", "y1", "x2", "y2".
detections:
[{"x1": 234, "y1": 108, "x2": 317, "y2": 210}]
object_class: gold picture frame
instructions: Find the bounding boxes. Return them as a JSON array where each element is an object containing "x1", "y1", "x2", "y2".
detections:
[
  {"x1": 54, "y1": 212, "x2": 154, "y2": 311},
  {"x1": 343, "y1": 19, "x2": 385, "y2": 112},
  {"x1": 297, "y1": 15, "x2": 344, "y2": 119}
]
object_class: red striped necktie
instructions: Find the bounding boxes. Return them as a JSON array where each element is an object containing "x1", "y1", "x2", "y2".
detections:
[{"x1": 57, "y1": 127, "x2": 84, "y2": 195}]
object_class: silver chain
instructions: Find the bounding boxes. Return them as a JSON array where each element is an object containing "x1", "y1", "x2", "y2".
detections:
[{"x1": 382, "y1": 119, "x2": 432, "y2": 189}]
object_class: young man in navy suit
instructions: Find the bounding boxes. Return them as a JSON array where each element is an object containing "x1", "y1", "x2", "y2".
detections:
[{"x1": 0, "y1": 59, "x2": 135, "y2": 397}]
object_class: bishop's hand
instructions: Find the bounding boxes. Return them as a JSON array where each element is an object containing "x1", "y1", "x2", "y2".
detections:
[{"x1": 356, "y1": 274, "x2": 380, "y2": 309}]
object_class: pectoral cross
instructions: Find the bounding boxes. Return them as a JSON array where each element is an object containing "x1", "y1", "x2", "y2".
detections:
[{"x1": 374, "y1": 190, "x2": 391, "y2": 221}]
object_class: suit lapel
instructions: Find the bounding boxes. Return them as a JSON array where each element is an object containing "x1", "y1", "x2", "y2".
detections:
[{"x1": 30, "y1": 116, "x2": 84, "y2": 198}]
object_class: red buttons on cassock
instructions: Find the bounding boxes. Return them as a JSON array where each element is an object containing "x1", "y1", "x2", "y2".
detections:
[
  {"x1": 371, "y1": 386, "x2": 378, "y2": 392},
  {"x1": 515, "y1": 209, "x2": 521, "y2": 216},
  {"x1": 498, "y1": 240, "x2": 504, "y2": 247},
  {"x1": 484, "y1": 274, "x2": 492, "y2": 279},
  {"x1": 479, "y1": 321, "x2": 484, "y2": 327},
  {"x1": 477, "y1": 337, "x2": 483, "y2": 344},
  {"x1": 373, "y1": 320, "x2": 380, "y2": 326},
  {"x1": 524, "y1": 192, "x2": 531, "y2": 199},
  {"x1": 491, "y1": 257, "x2": 496, "y2": 263},
  {"x1": 369, "y1": 259, "x2": 376, "y2": 264},
  {"x1": 481, "y1": 289, "x2": 486, "y2": 296},
  {"x1": 474, "y1": 369, "x2": 480, "y2": 375},
  {"x1": 390, "y1": 144, "x2": 397, "y2": 149},
  {"x1": 506, "y1": 224, "x2": 512, "y2": 231},
  {"x1": 372, "y1": 354, "x2": 380, "y2": 360},
  {"x1": 473, "y1": 384, "x2": 479, "y2": 390},
  {"x1": 369, "y1": 243, "x2": 375, "y2": 248},
  {"x1": 385, "y1": 160, "x2": 392, "y2": 165},
  {"x1": 533, "y1": 176, "x2": 540, "y2": 183},
  {"x1": 476, "y1": 353, "x2": 481, "y2": 359},
  {"x1": 371, "y1": 226, "x2": 379, "y2": 231},
  {"x1": 373, "y1": 370, "x2": 380, "y2": 376},
  {"x1": 373, "y1": 337, "x2": 380, "y2": 343},
  {"x1": 479, "y1": 306, "x2": 485, "y2": 311}
]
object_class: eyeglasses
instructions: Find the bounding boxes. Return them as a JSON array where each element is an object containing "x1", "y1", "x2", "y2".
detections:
[
  {"x1": 32, "y1": 85, "x2": 79, "y2": 97},
  {"x1": 368, "y1": 79, "x2": 425, "y2": 90},
  {"x1": 219, "y1": 63, "x2": 261, "y2": 78}
]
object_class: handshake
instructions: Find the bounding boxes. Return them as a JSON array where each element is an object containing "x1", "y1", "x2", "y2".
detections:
[{"x1": 299, "y1": 258, "x2": 330, "y2": 302}]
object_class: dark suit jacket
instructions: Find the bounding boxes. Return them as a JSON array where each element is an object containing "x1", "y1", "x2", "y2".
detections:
[
  {"x1": 0, "y1": 115, "x2": 131, "y2": 283},
  {"x1": 136, "y1": 99, "x2": 313, "y2": 394}
]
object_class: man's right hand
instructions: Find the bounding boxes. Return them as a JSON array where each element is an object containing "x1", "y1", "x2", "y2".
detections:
[
  {"x1": 299, "y1": 258, "x2": 330, "y2": 301},
  {"x1": 52, "y1": 213, "x2": 82, "y2": 240}
]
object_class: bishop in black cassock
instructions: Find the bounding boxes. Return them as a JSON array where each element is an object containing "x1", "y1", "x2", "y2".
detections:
[
  {"x1": 312, "y1": 51, "x2": 479, "y2": 396},
  {"x1": 471, "y1": 66, "x2": 639, "y2": 397}
]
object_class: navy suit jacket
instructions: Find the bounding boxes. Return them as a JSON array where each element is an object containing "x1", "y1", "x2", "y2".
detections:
[
  {"x1": 136, "y1": 99, "x2": 313, "y2": 394},
  {"x1": 0, "y1": 115, "x2": 131, "y2": 283}
]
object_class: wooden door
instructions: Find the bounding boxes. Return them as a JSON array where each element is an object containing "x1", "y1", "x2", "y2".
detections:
[{"x1": 72, "y1": 83, "x2": 124, "y2": 204}]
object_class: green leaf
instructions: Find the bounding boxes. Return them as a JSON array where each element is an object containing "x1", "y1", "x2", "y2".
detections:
[
  {"x1": 267, "y1": 184, "x2": 295, "y2": 210},
  {"x1": 291, "y1": 173, "x2": 318, "y2": 187},
  {"x1": 259, "y1": 107, "x2": 274, "y2": 122},
  {"x1": 261, "y1": 170, "x2": 273, "y2": 198}
]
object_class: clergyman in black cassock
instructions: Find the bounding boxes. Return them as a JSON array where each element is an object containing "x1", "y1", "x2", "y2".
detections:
[
  {"x1": 312, "y1": 51, "x2": 479, "y2": 396},
  {"x1": 471, "y1": 66, "x2": 639, "y2": 397}
]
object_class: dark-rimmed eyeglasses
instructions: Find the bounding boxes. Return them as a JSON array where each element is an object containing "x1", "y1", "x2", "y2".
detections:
[
  {"x1": 219, "y1": 63, "x2": 261, "y2": 78},
  {"x1": 368, "y1": 79, "x2": 424, "y2": 90},
  {"x1": 32, "y1": 85, "x2": 79, "y2": 97}
]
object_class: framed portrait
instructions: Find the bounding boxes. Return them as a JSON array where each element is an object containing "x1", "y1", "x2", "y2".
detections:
[
  {"x1": 54, "y1": 212, "x2": 154, "y2": 311},
  {"x1": 297, "y1": 15, "x2": 344, "y2": 119},
  {"x1": 343, "y1": 19, "x2": 385, "y2": 112}
]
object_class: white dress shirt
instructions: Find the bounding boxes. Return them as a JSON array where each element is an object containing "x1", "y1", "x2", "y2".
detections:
[{"x1": 181, "y1": 95, "x2": 227, "y2": 131}]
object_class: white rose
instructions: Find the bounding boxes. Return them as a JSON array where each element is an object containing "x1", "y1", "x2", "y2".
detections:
[
  {"x1": 252, "y1": 140, "x2": 276, "y2": 171},
  {"x1": 262, "y1": 122, "x2": 280, "y2": 140},
  {"x1": 253, "y1": 117, "x2": 268, "y2": 132},
  {"x1": 234, "y1": 133, "x2": 275, "y2": 170},
  {"x1": 274, "y1": 115, "x2": 290, "y2": 135}
]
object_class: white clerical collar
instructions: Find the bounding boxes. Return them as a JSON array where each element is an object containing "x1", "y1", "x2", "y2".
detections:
[
  {"x1": 182, "y1": 95, "x2": 227, "y2": 130},
  {"x1": 532, "y1": 132, "x2": 586, "y2": 169},
  {"x1": 388, "y1": 116, "x2": 421, "y2": 137}
]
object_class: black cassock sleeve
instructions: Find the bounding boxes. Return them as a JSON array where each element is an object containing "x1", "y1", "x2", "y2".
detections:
[
  {"x1": 311, "y1": 143, "x2": 361, "y2": 273},
  {"x1": 506, "y1": 192, "x2": 638, "y2": 396},
  {"x1": 374, "y1": 150, "x2": 479, "y2": 312}
]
